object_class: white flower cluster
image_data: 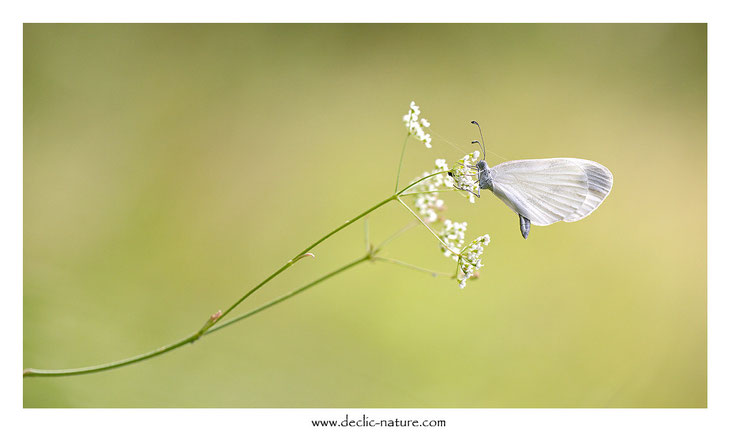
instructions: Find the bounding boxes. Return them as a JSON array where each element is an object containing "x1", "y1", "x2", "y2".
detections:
[
  {"x1": 408, "y1": 159, "x2": 451, "y2": 223},
  {"x1": 397, "y1": 102, "x2": 490, "y2": 289},
  {"x1": 405, "y1": 155, "x2": 490, "y2": 289},
  {"x1": 403, "y1": 101, "x2": 432, "y2": 148},
  {"x1": 451, "y1": 151, "x2": 481, "y2": 203},
  {"x1": 438, "y1": 219, "x2": 468, "y2": 261},
  {"x1": 415, "y1": 194, "x2": 444, "y2": 224},
  {"x1": 457, "y1": 234, "x2": 490, "y2": 289}
]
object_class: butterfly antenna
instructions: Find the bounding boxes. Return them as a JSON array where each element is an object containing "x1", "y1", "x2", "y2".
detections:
[{"x1": 470, "y1": 120, "x2": 487, "y2": 160}]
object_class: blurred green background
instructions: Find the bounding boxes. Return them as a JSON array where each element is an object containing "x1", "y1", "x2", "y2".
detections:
[{"x1": 23, "y1": 24, "x2": 706, "y2": 407}]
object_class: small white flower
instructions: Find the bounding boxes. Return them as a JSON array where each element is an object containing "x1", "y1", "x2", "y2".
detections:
[
  {"x1": 423, "y1": 134, "x2": 432, "y2": 148},
  {"x1": 457, "y1": 234, "x2": 490, "y2": 289},
  {"x1": 449, "y1": 151, "x2": 481, "y2": 202},
  {"x1": 405, "y1": 159, "x2": 453, "y2": 223},
  {"x1": 410, "y1": 101, "x2": 420, "y2": 115},
  {"x1": 403, "y1": 101, "x2": 432, "y2": 148},
  {"x1": 438, "y1": 219, "x2": 468, "y2": 261}
]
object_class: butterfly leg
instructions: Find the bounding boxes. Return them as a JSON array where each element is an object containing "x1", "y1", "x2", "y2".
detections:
[
  {"x1": 519, "y1": 214, "x2": 531, "y2": 239},
  {"x1": 455, "y1": 186, "x2": 480, "y2": 199}
]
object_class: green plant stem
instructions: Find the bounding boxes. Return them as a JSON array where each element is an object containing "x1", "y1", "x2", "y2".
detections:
[
  {"x1": 394, "y1": 131, "x2": 410, "y2": 192},
  {"x1": 216, "y1": 170, "x2": 444, "y2": 325},
  {"x1": 398, "y1": 189, "x2": 459, "y2": 197},
  {"x1": 374, "y1": 220, "x2": 418, "y2": 251},
  {"x1": 374, "y1": 257, "x2": 454, "y2": 278},
  {"x1": 24, "y1": 171, "x2": 447, "y2": 378},
  {"x1": 206, "y1": 255, "x2": 370, "y2": 335},
  {"x1": 214, "y1": 195, "x2": 393, "y2": 326},
  {"x1": 24, "y1": 255, "x2": 371, "y2": 378}
]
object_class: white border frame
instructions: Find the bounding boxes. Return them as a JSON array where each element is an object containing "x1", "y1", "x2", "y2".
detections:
[{"x1": 6, "y1": 2, "x2": 728, "y2": 431}]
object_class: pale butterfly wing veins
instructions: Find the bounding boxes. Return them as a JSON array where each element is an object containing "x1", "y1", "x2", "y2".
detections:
[{"x1": 475, "y1": 158, "x2": 613, "y2": 239}]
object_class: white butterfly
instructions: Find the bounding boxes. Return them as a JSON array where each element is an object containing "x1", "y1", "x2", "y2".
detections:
[{"x1": 463, "y1": 122, "x2": 613, "y2": 239}]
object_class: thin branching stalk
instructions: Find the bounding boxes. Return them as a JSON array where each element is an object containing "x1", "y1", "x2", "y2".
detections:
[
  {"x1": 394, "y1": 131, "x2": 410, "y2": 192},
  {"x1": 374, "y1": 220, "x2": 418, "y2": 251},
  {"x1": 374, "y1": 257, "x2": 454, "y2": 278},
  {"x1": 396, "y1": 196, "x2": 462, "y2": 256},
  {"x1": 24, "y1": 171, "x2": 448, "y2": 378},
  {"x1": 208, "y1": 255, "x2": 371, "y2": 336},
  {"x1": 398, "y1": 190, "x2": 458, "y2": 197},
  {"x1": 24, "y1": 255, "x2": 372, "y2": 378}
]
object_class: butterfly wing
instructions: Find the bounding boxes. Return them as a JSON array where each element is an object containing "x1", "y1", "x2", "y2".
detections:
[{"x1": 490, "y1": 158, "x2": 613, "y2": 226}]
